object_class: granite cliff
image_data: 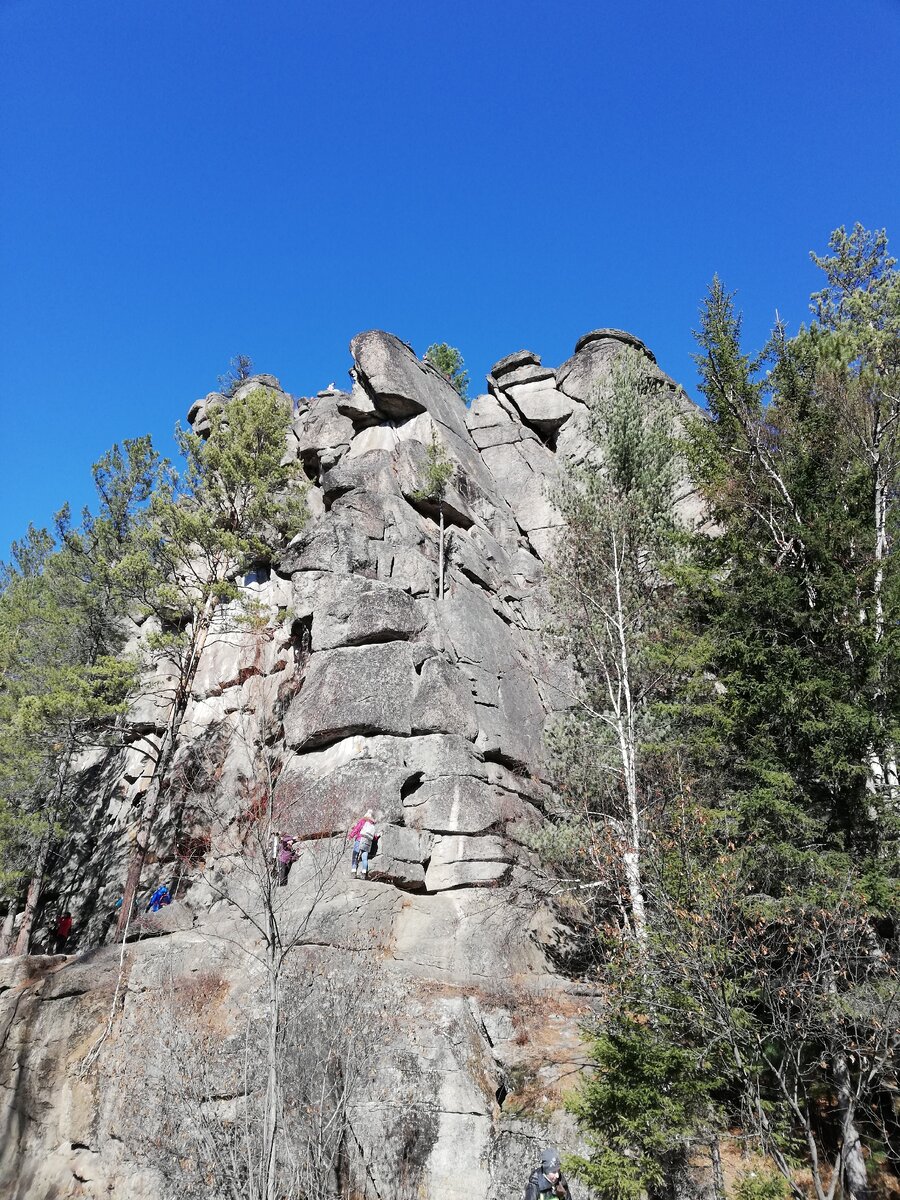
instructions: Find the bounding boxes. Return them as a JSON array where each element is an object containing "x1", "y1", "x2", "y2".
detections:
[{"x1": 0, "y1": 329, "x2": 694, "y2": 1199}]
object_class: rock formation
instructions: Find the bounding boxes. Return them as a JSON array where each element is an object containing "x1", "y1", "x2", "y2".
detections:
[{"x1": 0, "y1": 329, "x2": 693, "y2": 1199}]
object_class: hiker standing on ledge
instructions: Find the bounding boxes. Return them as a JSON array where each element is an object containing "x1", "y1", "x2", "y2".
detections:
[{"x1": 524, "y1": 1149, "x2": 572, "y2": 1200}]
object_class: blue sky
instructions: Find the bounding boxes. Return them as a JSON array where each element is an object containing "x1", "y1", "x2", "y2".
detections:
[{"x1": 1, "y1": 0, "x2": 898, "y2": 555}]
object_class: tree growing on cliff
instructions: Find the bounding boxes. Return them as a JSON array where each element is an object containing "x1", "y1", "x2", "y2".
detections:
[
  {"x1": 113, "y1": 386, "x2": 307, "y2": 937},
  {"x1": 217, "y1": 353, "x2": 254, "y2": 398},
  {"x1": 414, "y1": 430, "x2": 454, "y2": 602},
  {"x1": 424, "y1": 342, "x2": 469, "y2": 400}
]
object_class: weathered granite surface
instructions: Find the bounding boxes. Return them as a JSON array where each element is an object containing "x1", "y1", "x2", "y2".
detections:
[{"x1": 0, "y1": 329, "x2": 696, "y2": 1199}]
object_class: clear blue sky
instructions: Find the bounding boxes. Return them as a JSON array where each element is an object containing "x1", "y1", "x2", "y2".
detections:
[{"x1": 2, "y1": 0, "x2": 898, "y2": 555}]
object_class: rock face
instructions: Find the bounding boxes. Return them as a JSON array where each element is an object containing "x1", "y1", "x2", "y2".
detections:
[{"x1": 0, "y1": 331, "x2": 696, "y2": 1199}]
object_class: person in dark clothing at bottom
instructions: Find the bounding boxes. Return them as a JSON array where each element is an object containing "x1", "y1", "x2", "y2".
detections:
[{"x1": 524, "y1": 1148, "x2": 572, "y2": 1200}]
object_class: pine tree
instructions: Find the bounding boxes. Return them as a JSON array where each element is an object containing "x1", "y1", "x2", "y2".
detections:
[
  {"x1": 0, "y1": 495, "x2": 145, "y2": 953},
  {"x1": 113, "y1": 385, "x2": 307, "y2": 935},
  {"x1": 424, "y1": 342, "x2": 469, "y2": 400},
  {"x1": 413, "y1": 430, "x2": 454, "y2": 601}
]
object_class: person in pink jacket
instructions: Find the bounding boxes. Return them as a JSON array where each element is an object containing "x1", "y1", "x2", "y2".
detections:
[{"x1": 347, "y1": 809, "x2": 377, "y2": 879}]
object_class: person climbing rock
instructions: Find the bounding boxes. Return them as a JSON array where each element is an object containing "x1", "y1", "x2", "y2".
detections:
[
  {"x1": 348, "y1": 809, "x2": 377, "y2": 879},
  {"x1": 276, "y1": 834, "x2": 298, "y2": 886},
  {"x1": 53, "y1": 911, "x2": 73, "y2": 954},
  {"x1": 146, "y1": 884, "x2": 172, "y2": 913},
  {"x1": 523, "y1": 1149, "x2": 572, "y2": 1200}
]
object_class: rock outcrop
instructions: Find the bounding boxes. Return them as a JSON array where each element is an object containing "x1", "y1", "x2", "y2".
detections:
[{"x1": 0, "y1": 329, "x2": 695, "y2": 1199}]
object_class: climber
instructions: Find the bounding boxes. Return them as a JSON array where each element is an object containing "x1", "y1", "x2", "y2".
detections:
[
  {"x1": 276, "y1": 834, "x2": 298, "y2": 886},
  {"x1": 348, "y1": 809, "x2": 377, "y2": 879},
  {"x1": 53, "y1": 911, "x2": 73, "y2": 954},
  {"x1": 523, "y1": 1148, "x2": 572, "y2": 1200},
  {"x1": 146, "y1": 884, "x2": 172, "y2": 914}
]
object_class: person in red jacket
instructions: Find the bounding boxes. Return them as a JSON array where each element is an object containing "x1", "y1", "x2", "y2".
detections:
[{"x1": 53, "y1": 912, "x2": 73, "y2": 954}]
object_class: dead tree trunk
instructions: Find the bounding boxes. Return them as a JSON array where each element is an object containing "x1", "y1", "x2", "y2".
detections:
[
  {"x1": 0, "y1": 906, "x2": 15, "y2": 957},
  {"x1": 13, "y1": 746, "x2": 73, "y2": 956}
]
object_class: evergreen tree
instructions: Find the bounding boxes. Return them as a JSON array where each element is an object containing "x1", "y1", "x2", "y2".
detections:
[
  {"x1": 424, "y1": 342, "x2": 469, "y2": 400},
  {"x1": 413, "y1": 430, "x2": 454, "y2": 601},
  {"x1": 217, "y1": 354, "x2": 254, "y2": 398},
  {"x1": 558, "y1": 228, "x2": 900, "y2": 1200},
  {"x1": 671, "y1": 225, "x2": 900, "y2": 1200},
  {"x1": 0, "y1": 484, "x2": 147, "y2": 953},
  {"x1": 113, "y1": 385, "x2": 307, "y2": 934}
]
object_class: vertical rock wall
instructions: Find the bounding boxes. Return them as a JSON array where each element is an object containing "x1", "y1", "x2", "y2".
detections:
[{"x1": 0, "y1": 329, "x2": 693, "y2": 1199}]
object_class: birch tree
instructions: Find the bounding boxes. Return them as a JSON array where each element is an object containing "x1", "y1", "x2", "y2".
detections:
[{"x1": 546, "y1": 347, "x2": 683, "y2": 948}]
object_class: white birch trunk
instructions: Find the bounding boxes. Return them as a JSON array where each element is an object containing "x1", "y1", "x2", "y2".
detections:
[
  {"x1": 610, "y1": 530, "x2": 648, "y2": 947},
  {"x1": 834, "y1": 1049, "x2": 868, "y2": 1200}
]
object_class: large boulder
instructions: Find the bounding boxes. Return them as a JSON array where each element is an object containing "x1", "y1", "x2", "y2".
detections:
[
  {"x1": 284, "y1": 642, "x2": 418, "y2": 749},
  {"x1": 291, "y1": 571, "x2": 427, "y2": 650},
  {"x1": 402, "y1": 776, "x2": 520, "y2": 835},
  {"x1": 350, "y1": 330, "x2": 451, "y2": 421},
  {"x1": 556, "y1": 327, "x2": 656, "y2": 404},
  {"x1": 503, "y1": 379, "x2": 576, "y2": 435},
  {"x1": 292, "y1": 395, "x2": 355, "y2": 473}
]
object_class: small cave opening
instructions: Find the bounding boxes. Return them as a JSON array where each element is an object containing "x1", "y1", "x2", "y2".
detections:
[
  {"x1": 400, "y1": 771, "x2": 425, "y2": 800},
  {"x1": 481, "y1": 747, "x2": 529, "y2": 777},
  {"x1": 243, "y1": 562, "x2": 271, "y2": 587},
  {"x1": 298, "y1": 449, "x2": 321, "y2": 485}
]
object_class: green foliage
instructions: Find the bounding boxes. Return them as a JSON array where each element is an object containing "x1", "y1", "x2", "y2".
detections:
[
  {"x1": 424, "y1": 342, "x2": 469, "y2": 399},
  {"x1": 664, "y1": 225, "x2": 900, "y2": 1190},
  {"x1": 543, "y1": 346, "x2": 684, "y2": 943},
  {"x1": 809, "y1": 223, "x2": 900, "y2": 357},
  {"x1": 115, "y1": 385, "x2": 307, "y2": 638},
  {"x1": 732, "y1": 1169, "x2": 791, "y2": 1200},
  {"x1": 0, "y1": 492, "x2": 146, "y2": 896},
  {"x1": 0, "y1": 383, "x2": 305, "y2": 916},
  {"x1": 685, "y1": 228, "x2": 900, "y2": 889},
  {"x1": 217, "y1": 353, "x2": 254, "y2": 398},
  {"x1": 413, "y1": 430, "x2": 454, "y2": 506},
  {"x1": 549, "y1": 225, "x2": 900, "y2": 1200},
  {"x1": 567, "y1": 1011, "x2": 719, "y2": 1200}
]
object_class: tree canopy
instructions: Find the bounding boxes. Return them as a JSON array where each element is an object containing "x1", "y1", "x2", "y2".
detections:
[{"x1": 424, "y1": 342, "x2": 469, "y2": 400}]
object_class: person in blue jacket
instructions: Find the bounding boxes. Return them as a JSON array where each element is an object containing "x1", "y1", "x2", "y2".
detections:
[{"x1": 146, "y1": 884, "x2": 172, "y2": 914}]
